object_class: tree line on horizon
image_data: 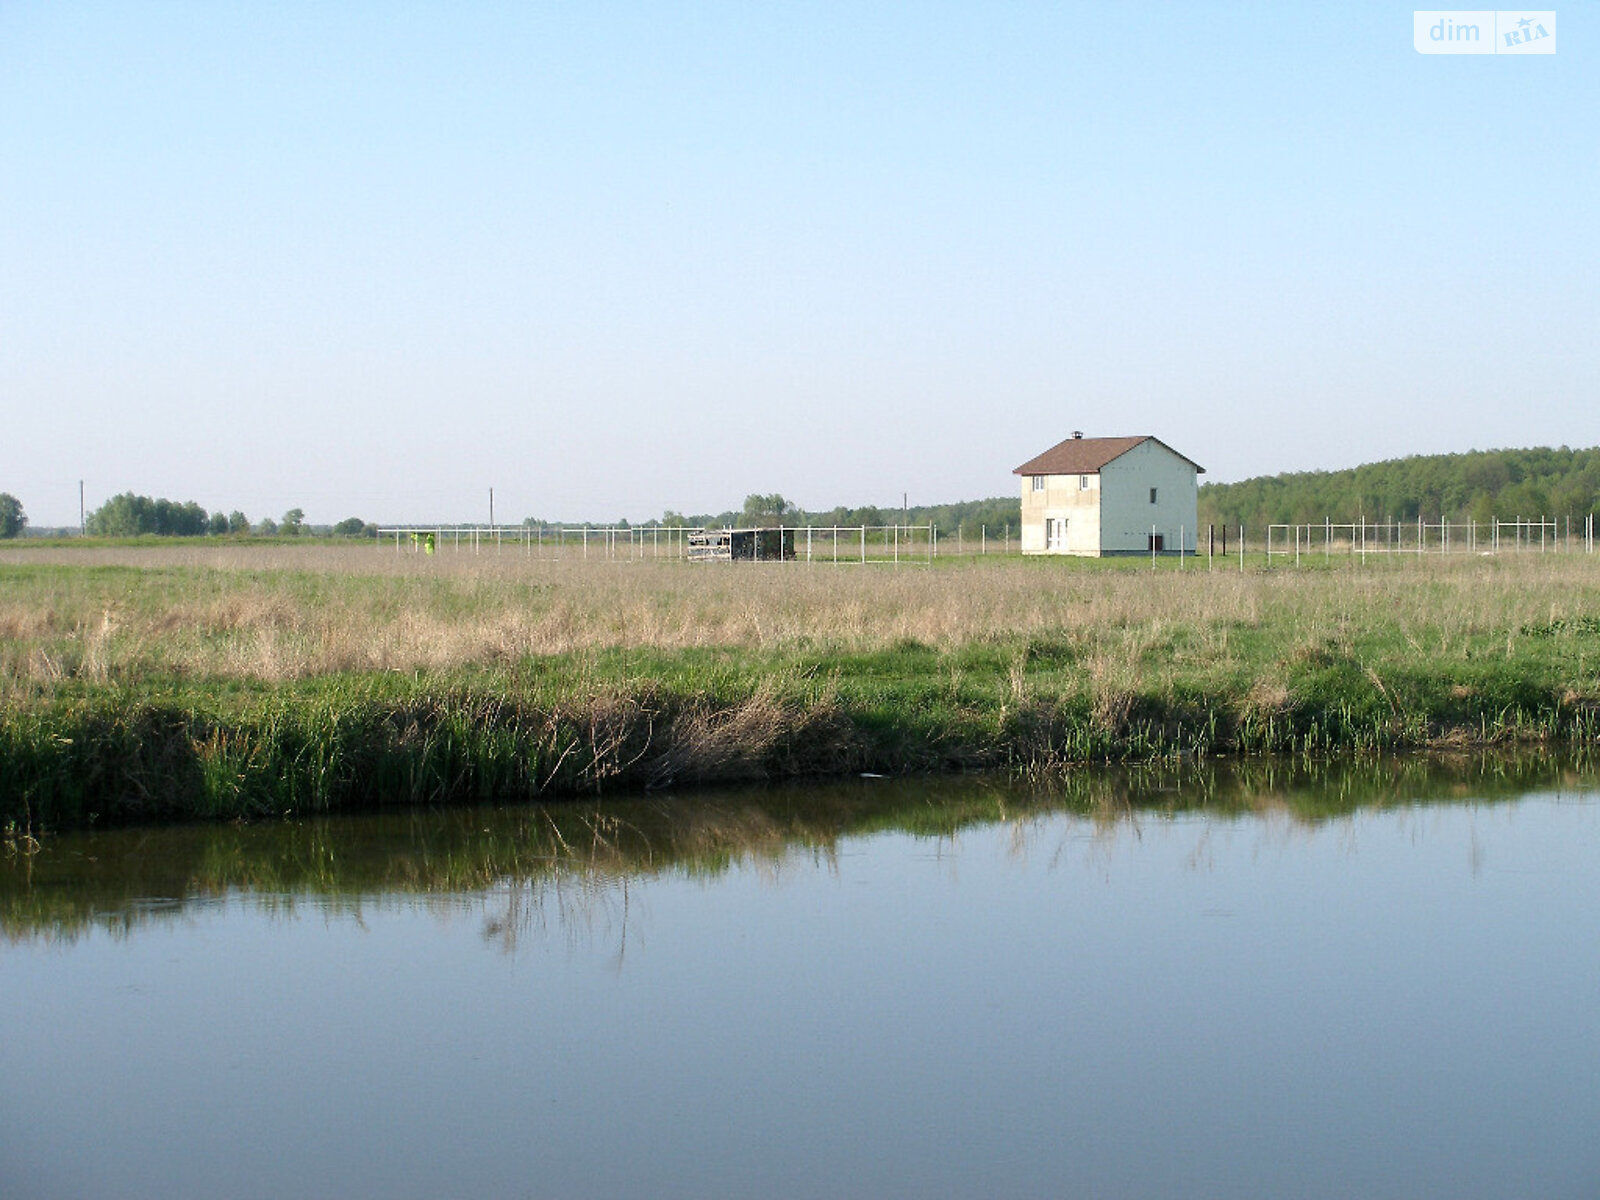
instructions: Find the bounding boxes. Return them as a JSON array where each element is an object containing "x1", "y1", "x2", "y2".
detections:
[
  {"x1": 9, "y1": 447, "x2": 1597, "y2": 542},
  {"x1": 525, "y1": 448, "x2": 1600, "y2": 535},
  {"x1": 1199, "y1": 446, "x2": 1600, "y2": 530},
  {"x1": 519, "y1": 494, "x2": 1025, "y2": 534},
  {"x1": 78, "y1": 493, "x2": 376, "y2": 539}
]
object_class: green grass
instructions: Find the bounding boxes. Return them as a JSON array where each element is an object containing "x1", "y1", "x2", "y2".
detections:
[
  {"x1": 4, "y1": 636, "x2": 1597, "y2": 830},
  {"x1": 5, "y1": 546, "x2": 1600, "y2": 828}
]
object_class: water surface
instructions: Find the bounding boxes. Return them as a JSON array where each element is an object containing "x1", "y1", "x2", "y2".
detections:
[{"x1": 4, "y1": 756, "x2": 1599, "y2": 1199}]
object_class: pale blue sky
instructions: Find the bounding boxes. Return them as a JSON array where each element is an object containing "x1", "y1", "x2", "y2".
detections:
[{"x1": 2, "y1": 3, "x2": 1594, "y2": 525}]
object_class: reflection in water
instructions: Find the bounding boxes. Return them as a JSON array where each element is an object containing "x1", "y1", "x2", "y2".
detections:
[
  {"x1": 4, "y1": 750, "x2": 1592, "y2": 948},
  {"x1": 7, "y1": 751, "x2": 1600, "y2": 1200}
]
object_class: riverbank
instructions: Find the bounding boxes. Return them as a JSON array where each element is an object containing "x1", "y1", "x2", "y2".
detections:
[{"x1": 4, "y1": 548, "x2": 1600, "y2": 828}]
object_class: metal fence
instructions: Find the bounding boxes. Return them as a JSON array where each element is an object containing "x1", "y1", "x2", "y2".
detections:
[
  {"x1": 374, "y1": 523, "x2": 941, "y2": 564},
  {"x1": 1263, "y1": 515, "x2": 1598, "y2": 564},
  {"x1": 939, "y1": 524, "x2": 1014, "y2": 555},
  {"x1": 375, "y1": 515, "x2": 1600, "y2": 568}
]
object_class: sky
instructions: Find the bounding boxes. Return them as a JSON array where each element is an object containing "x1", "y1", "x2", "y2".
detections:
[{"x1": 1, "y1": 3, "x2": 1594, "y2": 527}]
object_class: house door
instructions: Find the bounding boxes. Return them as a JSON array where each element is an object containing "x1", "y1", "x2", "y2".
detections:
[
  {"x1": 1147, "y1": 533, "x2": 1165, "y2": 552},
  {"x1": 1047, "y1": 517, "x2": 1067, "y2": 551}
]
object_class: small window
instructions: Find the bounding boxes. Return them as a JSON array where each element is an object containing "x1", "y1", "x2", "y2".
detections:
[
  {"x1": 1031, "y1": 475, "x2": 1045, "y2": 492},
  {"x1": 1149, "y1": 487, "x2": 1158, "y2": 504},
  {"x1": 1079, "y1": 475, "x2": 1090, "y2": 490}
]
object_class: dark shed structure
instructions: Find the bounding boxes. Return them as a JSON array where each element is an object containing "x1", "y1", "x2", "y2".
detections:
[{"x1": 688, "y1": 527, "x2": 797, "y2": 562}]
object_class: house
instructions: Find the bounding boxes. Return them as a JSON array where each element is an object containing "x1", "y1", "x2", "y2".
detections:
[{"x1": 1013, "y1": 433, "x2": 1204, "y2": 556}]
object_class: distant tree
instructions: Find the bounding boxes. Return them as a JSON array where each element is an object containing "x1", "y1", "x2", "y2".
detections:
[
  {"x1": 332, "y1": 517, "x2": 367, "y2": 537},
  {"x1": 169, "y1": 500, "x2": 208, "y2": 536},
  {"x1": 228, "y1": 511, "x2": 250, "y2": 535},
  {"x1": 280, "y1": 508, "x2": 305, "y2": 536},
  {"x1": 86, "y1": 492, "x2": 152, "y2": 536},
  {"x1": 0, "y1": 492, "x2": 25, "y2": 538},
  {"x1": 257, "y1": 517, "x2": 279, "y2": 536},
  {"x1": 85, "y1": 492, "x2": 212, "y2": 537},
  {"x1": 742, "y1": 493, "x2": 799, "y2": 523},
  {"x1": 208, "y1": 511, "x2": 230, "y2": 535}
]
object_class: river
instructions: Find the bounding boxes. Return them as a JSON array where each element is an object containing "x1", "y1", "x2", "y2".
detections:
[{"x1": 3, "y1": 755, "x2": 1598, "y2": 1198}]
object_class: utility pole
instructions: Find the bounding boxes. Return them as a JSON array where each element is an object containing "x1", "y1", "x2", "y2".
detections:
[
  {"x1": 489, "y1": 487, "x2": 494, "y2": 530},
  {"x1": 79, "y1": 480, "x2": 85, "y2": 536}
]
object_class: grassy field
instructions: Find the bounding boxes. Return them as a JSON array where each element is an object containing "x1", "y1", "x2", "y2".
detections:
[{"x1": 4, "y1": 541, "x2": 1600, "y2": 828}]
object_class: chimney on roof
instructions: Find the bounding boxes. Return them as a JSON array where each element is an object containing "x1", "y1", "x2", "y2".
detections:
[{"x1": 1072, "y1": 430, "x2": 1083, "y2": 439}]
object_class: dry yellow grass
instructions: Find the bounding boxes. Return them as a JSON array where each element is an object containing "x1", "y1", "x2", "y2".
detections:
[{"x1": 3, "y1": 542, "x2": 1600, "y2": 692}]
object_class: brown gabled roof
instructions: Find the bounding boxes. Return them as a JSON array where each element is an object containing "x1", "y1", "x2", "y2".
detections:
[{"x1": 1012, "y1": 435, "x2": 1204, "y2": 476}]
